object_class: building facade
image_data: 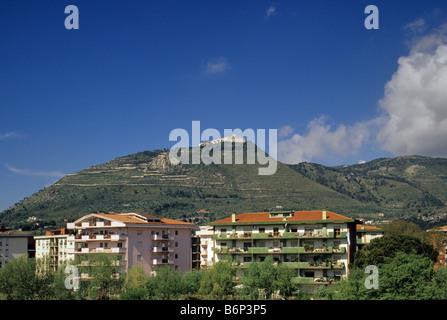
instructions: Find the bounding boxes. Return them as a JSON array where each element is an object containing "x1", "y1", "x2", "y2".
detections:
[
  {"x1": 0, "y1": 229, "x2": 35, "y2": 268},
  {"x1": 355, "y1": 224, "x2": 384, "y2": 250},
  {"x1": 210, "y1": 210, "x2": 359, "y2": 287},
  {"x1": 34, "y1": 228, "x2": 75, "y2": 272},
  {"x1": 195, "y1": 225, "x2": 215, "y2": 268},
  {"x1": 66, "y1": 212, "x2": 197, "y2": 274}
]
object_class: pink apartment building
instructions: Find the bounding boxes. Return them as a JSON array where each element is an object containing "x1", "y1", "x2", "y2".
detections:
[{"x1": 66, "y1": 212, "x2": 197, "y2": 274}]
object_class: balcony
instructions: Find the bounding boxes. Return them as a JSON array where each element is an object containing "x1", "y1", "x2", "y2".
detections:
[
  {"x1": 152, "y1": 258, "x2": 174, "y2": 265},
  {"x1": 151, "y1": 247, "x2": 174, "y2": 253},
  {"x1": 151, "y1": 234, "x2": 174, "y2": 241}
]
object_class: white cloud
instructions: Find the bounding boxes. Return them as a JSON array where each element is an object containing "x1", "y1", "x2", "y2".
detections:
[
  {"x1": 377, "y1": 24, "x2": 447, "y2": 157},
  {"x1": 278, "y1": 21, "x2": 447, "y2": 164},
  {"x1": 404, "y1": 18, "x2": 426, "y2": 34},
  {"x1": 277, "y1": 117, "x2": 375, "y2": 164},
  {"x1": 205, "y1": 57, "x2": 230, "y2": 74},
  {"x1": 5, "y1": 164, "x2": 66, "y2": 179},
  {"x1": 266, "y1": 5, "x2": 277, "y2": 18},
  {"x1": 278, "y1": 125, "x2": 294, "y2": 138}
]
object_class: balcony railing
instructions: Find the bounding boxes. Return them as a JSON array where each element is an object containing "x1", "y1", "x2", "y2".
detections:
[
  {"x1": 214, "y1": 246, "x2": 345, "y2": 255},
  {"x1": 151, "y1": 247, "x2": 174, "y2": 253},
  {"x1": 152, "y1": 258, "x2": 174, "y2": 265},
  {"x1": 69, "y1": 247, "x2": 125, "y2": 254},
  {"x1": 214, "y1": 230, "x2": 348, "y2": 240},
  {"x1": 151, "y1": 234, "x2": 174, "y2": 241}
]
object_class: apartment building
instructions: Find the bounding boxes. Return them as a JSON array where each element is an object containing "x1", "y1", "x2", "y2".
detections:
[
  {"x1": 34, "y1": 228, "x2": 75, "y2": 272},
  {"x1": 0, "y1": 229, "x2": 35, "y2": 268},
  {"x1": 356, "y1": 224, "x2": 384, "y2": 250},
  {"x1": 195, "y1": 225, "x2": 215, "y2": 268},
  {"x1": 210, "y1": 210, "x2": 359, "y2": 287},
  {"x1": 66, "y1": 212, "x2": 197, "y2": 274}
]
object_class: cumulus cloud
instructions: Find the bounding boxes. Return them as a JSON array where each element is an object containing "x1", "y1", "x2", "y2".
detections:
[
  {"x1": 277, "y1": 117, "x2": 375, "y2": 164},
  {"x1": 278, "y1": 125, "x2": 294, "y2": 138},
  {"x1": 377, "y1": 24, "x2": 447, "y2": 157},
  {"x1": 5, "y1": 164, "x2": 66, "y2": 179},
  {"x1": 278, "y1": 21, "x2": 447, "y2": 164}
]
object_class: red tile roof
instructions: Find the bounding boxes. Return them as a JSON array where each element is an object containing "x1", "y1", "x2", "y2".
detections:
[
  {"x1": 95, "y1": 213, "x2": 195, "y2": 226},
  {"x1": 212, "y1": 210, "x2": 352, "y2": 224}
]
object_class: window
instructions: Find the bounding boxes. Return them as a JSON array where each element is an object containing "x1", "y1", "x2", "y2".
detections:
[
  {"x1": 175, "y1": 254, "x2": 178, "y2": 259},
  {"x1": 175, "y1": 242, "x2": 178, "y2": 247},
  {"x1": 137, "y1": 230, "x2": 142, "y2": 235},
  {"x1": 273, "y1": 227, "x2": 279, "y2": 236},
  {"x1": 117, "y1": 242, "x2": 123, "y2": 248},
  {"x1": 259, "y1": 228, "x2": 265, "y2": 233},
  {"x1": 334, "y1": 228, "x2": 341, "y2": 237},
  {"x1": 175, "y1": 230, "x2": 178, "y2": 236},
  {"x1": 5, "y1": 249, "x2": 8, "y2": 257},
  {"x1": 137, "y1": 242, "x2": 142, "y2": 248},
  {"x1": 137, "y1": 255, "x2": 142, "y2": 261}
]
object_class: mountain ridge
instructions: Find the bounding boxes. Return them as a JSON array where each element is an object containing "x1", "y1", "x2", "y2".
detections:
[{"x1": 1, "y1": 146, "x2": 447, "y2": 232}]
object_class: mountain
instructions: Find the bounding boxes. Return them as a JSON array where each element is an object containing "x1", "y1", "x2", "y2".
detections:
[
  {"x1": 1, "y1": 144, "x2": 447, "y2": 232},
  {"x1": 290, "y1": 155, "x2": 447, "y2": 228}
]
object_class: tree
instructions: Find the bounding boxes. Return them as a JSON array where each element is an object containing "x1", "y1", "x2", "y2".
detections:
[
  {"x1": 428, "y1": 266, "x2": 447, "y2": 299},
  {"x1": 180, "y1": 269, "x2": 204, "y2": 297},
  {"x1": 0, "y1": 254, "x2": 54, "y2": 300},
  {"x1": 74, "y1": 253, "x2": 124, "y2": 300},
  {"x1": 316, "y1": 253, "x2": 435, "y2": 300},
  {"x1": 120, "y1": 265, "x2": 149, "y2": 300},
  {"x1": 240, "y1": 256, "x2": 295, "y2": 299},
  {"x1": 382, "y1": 220, "x2": 427, "y2": 241},
  {"x1": 199, "y1": 259, "x2": 236, "y2": 298},
  {"x1": 376, "y1": 252, "x2": 434, "y2": 300},
  {"x1": 146, "y1": 266, "x2": 182, "y2": 300},
  {"x1": 352, "y1": 234, "x2": 438, "y2": 269}
]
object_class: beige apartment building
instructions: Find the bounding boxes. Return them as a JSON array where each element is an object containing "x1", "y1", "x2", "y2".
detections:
[{"x1": 66, "y1": 212, "x2": 197, "y2": 274}]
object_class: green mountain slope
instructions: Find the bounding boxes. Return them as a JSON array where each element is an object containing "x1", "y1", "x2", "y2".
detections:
[
  {"x1": 1, "y1": 146, "x2": 447, "y2": 232},
  {"x1": 290, "y1": 155, "x2": 447, "y2": 228}
]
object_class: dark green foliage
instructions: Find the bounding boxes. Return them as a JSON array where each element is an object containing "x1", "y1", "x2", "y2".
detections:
[
  {"x1": 352, "y1": 234, "x2": 438, "y2": 269},
  {"x1": 239, "y1": 256, "x2": 295, "y2": 299}
]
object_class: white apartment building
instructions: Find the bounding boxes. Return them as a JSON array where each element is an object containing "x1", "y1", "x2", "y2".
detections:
[
  {"x1": 195, "y1": 225, "x2": 214, "y2": 267},
  {"x1": 34, "y1": 228, "x2": 75, "y2": 271}
]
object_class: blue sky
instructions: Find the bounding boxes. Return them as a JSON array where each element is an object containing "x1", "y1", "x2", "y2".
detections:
[{"x1": 1, "y1": 0, "x2": 447, "y2": 211}]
